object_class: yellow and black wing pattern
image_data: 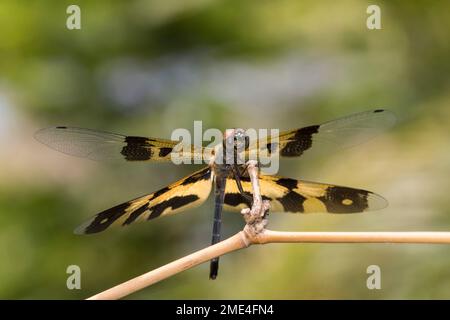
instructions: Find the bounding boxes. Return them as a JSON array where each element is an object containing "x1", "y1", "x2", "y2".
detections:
[
  {"x1": 252, "y1": 109, "x2": 396, "y2": 159},
  {"x1": 75, "y1": 166, "x2": 213, "y2": 234},
  {"x1": 35, "y1": 126, "x2": 208, "y2": 162},
  {"x1": 224, "y1": 175, "x2": 387, "y2": 214}
]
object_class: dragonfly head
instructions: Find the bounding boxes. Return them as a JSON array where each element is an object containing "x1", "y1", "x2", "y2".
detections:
[
  {"x1": 219, "y1": 128, "x2": 250, "y2": 166},
  {"x1": 224, "y1": 128, "x2": 249, "y2": 151}
]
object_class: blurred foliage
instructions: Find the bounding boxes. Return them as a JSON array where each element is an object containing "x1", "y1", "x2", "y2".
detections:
[{"x1": 0, "y1": 0, "x2": 449, "y2": 299}]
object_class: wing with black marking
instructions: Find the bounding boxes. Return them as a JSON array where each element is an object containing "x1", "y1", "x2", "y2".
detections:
[
  {"x1": 251, "y1": 109, "x2": 396, "y2": 159},
  {"x1": 75, "y1": 166, "x2": 213, "y2": 234},
  {"x1": 224, "y1": 175, "x2": 387, "y2": 214},
  {"x1": 35, "y1": 126, "x2": 211, "y2": 162}
]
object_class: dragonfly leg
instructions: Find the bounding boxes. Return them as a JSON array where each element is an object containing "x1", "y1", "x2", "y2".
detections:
[{"x1": 233, "y1": 164, "x2": 253, "y2": 204}]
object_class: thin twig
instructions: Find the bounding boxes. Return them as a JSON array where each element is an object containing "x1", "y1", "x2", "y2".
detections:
[
  {"x1": 87, "y1": 230, "x2": 450, "y2": 300},
  {"x1": 254, "y1": 230, "x2": 450, "y2": 244},
  {"x1": 87, "y1": 231, "x2": 250, "y2": 300},
  {"x1": 87, "y1": 161, "x2": 450, "y2": 300}
]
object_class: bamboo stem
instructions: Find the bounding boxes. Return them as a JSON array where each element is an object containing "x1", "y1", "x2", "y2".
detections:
[
  {"x1": 256, "y1": 230, "x2": 450, "y2": 244},
  {"x1": 87, "y1": 230, "x2": 450, "y2": 299},
  {"x1": 87, "y1": 231, "x2": 249, "y2": 300}
]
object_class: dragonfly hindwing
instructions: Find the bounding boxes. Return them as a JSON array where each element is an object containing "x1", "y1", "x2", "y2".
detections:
[
  {"x1": 224, "y1": 175, "x2": 387, "y2": 214},
  {"x1": 75, "y1": 167, "x2": 213, "y2": 234}
]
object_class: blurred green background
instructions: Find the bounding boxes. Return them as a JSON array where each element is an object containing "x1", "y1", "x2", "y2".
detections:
[{"x1": 0, "y1": 0, "x2": 449, "y2": 299}]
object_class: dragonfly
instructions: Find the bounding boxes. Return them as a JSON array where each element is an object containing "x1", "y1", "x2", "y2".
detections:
[{"x1": 35, "y1": 109, "x2": 396, "y2": 279}]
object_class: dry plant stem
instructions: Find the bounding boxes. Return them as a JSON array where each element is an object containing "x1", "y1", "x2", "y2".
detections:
[
  {"x1": 240, "y1": 160, "x2": 269, "y2": 233},
  {"x1": 87, "y1": 160, "x2": 450, "y2": 300},
  {"x1": 88, "y1": 230, "x2": 450, "y2": 300},
  {"x1": 255, "y1": 230, "x2": 450, "y2": 244},
  {"x1": 87, "y1": 231, "x2": 250, "y2": 300}
]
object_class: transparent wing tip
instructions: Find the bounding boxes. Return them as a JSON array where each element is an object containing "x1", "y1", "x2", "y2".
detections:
[
  {"x1": 34, "y1": 127, "x2": 58, "y2": 144},
  {"x1": 366, "y1": 191, "x2": 389, "y2": 212},
  {"x1": 372, "y1": 109, "x2": 397, "y2": 127},
  {"x1": 73, "y1": 217, "x2": 95, "y2": 235}
]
